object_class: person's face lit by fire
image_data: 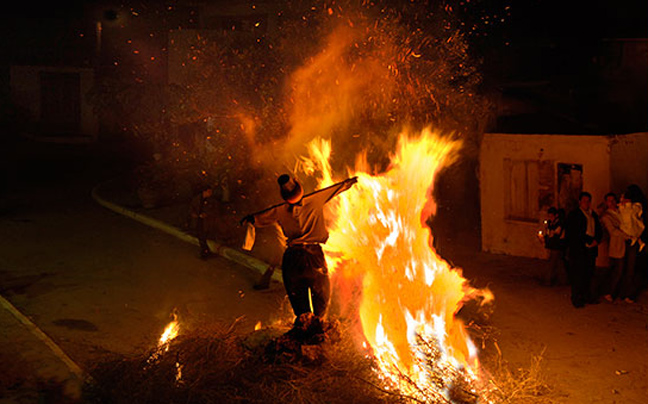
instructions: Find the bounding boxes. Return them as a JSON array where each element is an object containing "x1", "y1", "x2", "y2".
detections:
[
  {"x1": 579, "y1": 194, "x2": 592, "y2": 211},
  {"x1": 605, "y1": 195, "x2": 618, "y2": 211}
]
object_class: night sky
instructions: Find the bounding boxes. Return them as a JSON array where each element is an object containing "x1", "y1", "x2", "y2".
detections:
[
  {"x1": 2, "y1": 0, "x2": 647, "y2": 63},
  {"x1": 0, "y1": 0, "x2": 646, "y2": 132}
]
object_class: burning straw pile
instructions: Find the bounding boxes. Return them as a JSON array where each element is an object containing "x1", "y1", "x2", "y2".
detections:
[
  {"x1": 84, "y1": 316, "x2": 489, "y2": 404},
  {"x1": 85, "y1": 319, "x2": 401, "y2": 404},
  {"x1": 84, "y1": 315, "x2": 554, "y2": 404}
]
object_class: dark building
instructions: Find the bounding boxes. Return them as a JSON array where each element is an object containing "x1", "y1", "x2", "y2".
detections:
[{"x1": 482, "y1": 0, "x2": 648, "y2": 134}]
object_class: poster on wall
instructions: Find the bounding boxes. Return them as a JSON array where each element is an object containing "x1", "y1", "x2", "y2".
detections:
[
  {"x1": 557, "y1": 163, "x2": 583, "y2": 214},
  {"x1": 538, "y1": 160, "x2": 555, "y2": 213}
]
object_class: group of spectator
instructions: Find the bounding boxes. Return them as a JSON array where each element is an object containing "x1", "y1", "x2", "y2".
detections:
[{"x1": 540, "y1": 184, "x2": 648, "y2": 308}]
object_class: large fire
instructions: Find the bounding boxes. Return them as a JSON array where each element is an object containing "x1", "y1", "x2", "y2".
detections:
[{"x1": 302, "y1": 127, "x2": 491, "y2": 401}]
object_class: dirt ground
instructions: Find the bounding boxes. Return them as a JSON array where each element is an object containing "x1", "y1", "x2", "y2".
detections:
[
  {"x1": 449, "y1": 247, "x2": 648, "y2": 404},
  {"x1": 1, "y1": 140, "x2": 647, "y2": 403}
]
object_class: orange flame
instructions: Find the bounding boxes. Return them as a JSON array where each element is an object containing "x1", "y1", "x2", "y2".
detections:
[
  {"x1": 158, "y1": 315, "x2": 179, "y2": 349},
  {"x1": 147, "y1": 313, "x2": 181, "y2": 366},
  {"x1": 303, "y1": 127, "x2": 490, "y2": 398}
]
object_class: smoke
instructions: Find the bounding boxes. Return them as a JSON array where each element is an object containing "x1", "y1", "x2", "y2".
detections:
[
  {"x1": 250, "y1": 1, "x2": 489, "y2": 185},
  {"x1": 280, "y1": 23, "x2": 396, "y2": 169}
]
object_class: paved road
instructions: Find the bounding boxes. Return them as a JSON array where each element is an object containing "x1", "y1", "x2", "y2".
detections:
[{"x1": 0, "y1": 140, "x2": 288, "y2": 398}]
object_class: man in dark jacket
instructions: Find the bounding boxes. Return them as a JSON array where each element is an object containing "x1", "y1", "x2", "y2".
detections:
[{"x1": 566, "y1": 192, "x2": 603, "y2": 308}]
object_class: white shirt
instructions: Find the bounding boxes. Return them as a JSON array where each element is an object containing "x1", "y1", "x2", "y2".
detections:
[
  {"x1": 581, "y1": 208, "x2": 595, "y2": 237},
  {"x1": 254, "y1": 182, "x2": 349, "y2": 245}
]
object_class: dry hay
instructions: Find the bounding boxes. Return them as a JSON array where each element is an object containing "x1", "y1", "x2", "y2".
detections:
[
  {"x1": 84, "y1": 312, "x2": 557, "y2": 404},
  {"x1": 468, "y1": 324, "x2": 557, "y2": 404},
  {"x1": 83, "y1": 315, "x2": 411, "y2": 404},
  {"x1": 483, "y1": 348, "x2": 555, "y2": 404}
]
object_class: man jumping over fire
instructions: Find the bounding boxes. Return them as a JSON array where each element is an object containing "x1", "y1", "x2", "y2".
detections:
[{"x1": 240, "y1": 174, "x2": 357, "y2": 320}]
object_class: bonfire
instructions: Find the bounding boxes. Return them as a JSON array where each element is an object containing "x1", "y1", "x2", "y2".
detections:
[
  {"x1": 86, "y1": 128, "x2": 502, "y2": 404},
  {"x1": 299, "y1": 128, "x2": 493, "y2": 402},
  {"x1": 83, "y1": 0, "x2": 537, "y2": 401}
]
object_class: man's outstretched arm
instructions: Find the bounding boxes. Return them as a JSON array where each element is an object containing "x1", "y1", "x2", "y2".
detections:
[{"x1": 321, "y1": 176, "x2": 358, "y2": 204}]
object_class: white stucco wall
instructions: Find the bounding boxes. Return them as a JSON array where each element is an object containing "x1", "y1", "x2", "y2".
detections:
[{"x1": 480, "y1": 133, "x2": 611, "y2": 258}]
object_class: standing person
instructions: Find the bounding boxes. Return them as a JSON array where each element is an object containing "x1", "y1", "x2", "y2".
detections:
[
  {"x1": 618, "y1": 185, "x2": 648, "y2": 302},
  {"x1": 196, "y1": 187, "x2": 214, "y2": 259},
  {"x1": 566, "y1": 192, "x2": 602, "y2": 308},
  {"x1": 540, "y1": 207, "x2": 568, "y2": 286},
  {"x1": 241, "y1": 174, "x2": 357, "y2": 321},
  {"x1": 188, "y1": 185, "x2": 216, "y2": 259},
  {"x1": 600, "y1": 192, "x2": 627, "y2": 302},
  {"x1": 619, "y1": 190, "x2": 645, "y2": 252}
]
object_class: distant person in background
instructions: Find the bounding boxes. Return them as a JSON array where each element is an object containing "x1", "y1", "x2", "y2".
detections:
[
  {"x1": 599, "y1": 192, "x2": 627, "y2": 302},
  {"x1": 188, "y1": 186, "x2": 216, "y2": 259},
  {"x1": 619, "y1": 191, "x2": 645, "y2": 252},
  {"x1": 566, "y1": 192, "x2": 602, "y2": 308},
  {"x1": 618, "y1": 185, "x2": 648, "y2": 303},
  {"x1": 540, "y1": 207, "x2": 568, "y2": 286},
  {"x1": 557, "y1": 208, "x2": 569, "y2": 276}
]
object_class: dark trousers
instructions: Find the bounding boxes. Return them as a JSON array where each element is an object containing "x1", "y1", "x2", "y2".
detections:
[
  {"x1": 197, "y1": 213, "x2": 208, "y2": 252},
  {"x1": 281, "y1": 245, "x2": 331, "y2": 317},
  {"x1": 605, "y1": 257, "x2": 624, "y2": 298},
  {"x1": 196, "y1": 193, "x2": 210, "y2": 256},
  {"x1": 569, "y1": 248, "x2": 596, "y2": 306},
  {"x1": 547, "y1": 249, "x2": 568, "y2": 285},
  {"x1": 636, "y1": 249, "x2": 648, "y2": 299},
  {"x1": 619, "y1": 241, "x2": 639, "y2": 299}
]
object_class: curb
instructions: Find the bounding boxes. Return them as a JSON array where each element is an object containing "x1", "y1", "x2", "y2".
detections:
[
  {"x1": 91, "y1": 183, "x2": 283, "y2": 283},
  {"x1": 0, "y1": 294, "x2": 86, "y2": 400}
]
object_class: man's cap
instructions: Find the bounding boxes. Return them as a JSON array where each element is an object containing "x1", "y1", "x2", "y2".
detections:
[{"x1": 278, "y1": 174, "x2": 304, "y2": 204}]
